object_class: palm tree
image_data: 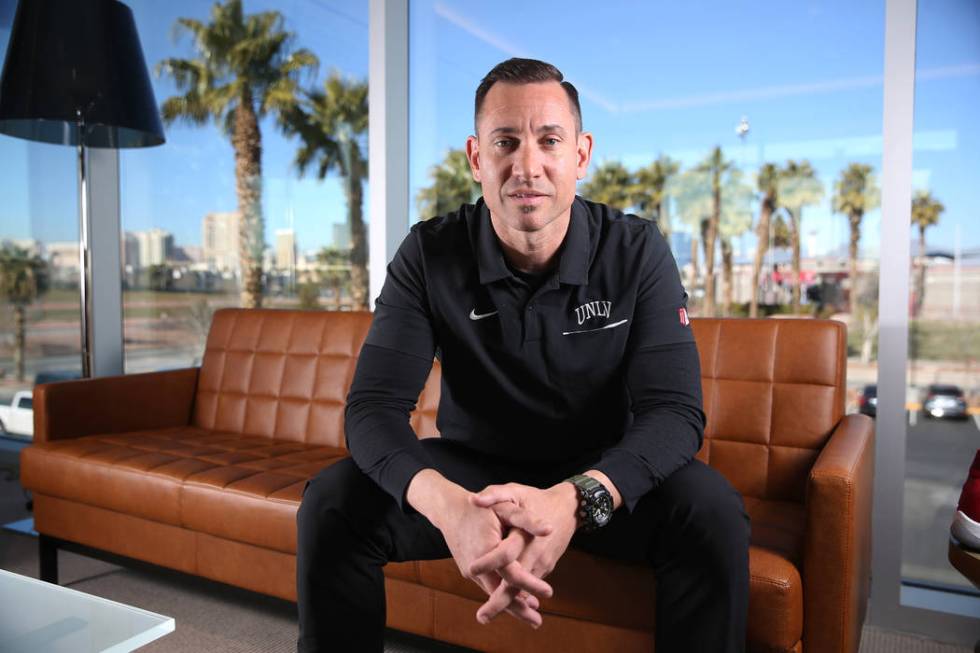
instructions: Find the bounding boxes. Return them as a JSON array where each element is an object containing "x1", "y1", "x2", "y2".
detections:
[
  {"x1": 718, "y1": 170, "x2": 754, "y2": 316},
  {"x1": 749, "y1": 163, "x2": 780, "y2": 318},
  {"x1": 283, "y1": 71, "x2": 369, "y2": 309},
  {"x1": 910, "y1": 190, "x2": 944, "y2": 317},
  {"x1": 694, "y1": 147, "x2": 736, "y2": 317},
  {"x1": 632, "y1": 155, "x2": 680, "y2": 238},
  {"x1": 778, "y1": 160, "x2": 824, "y2": 314},
  {"x1": 832, "y1": 163, "x2": 880, "y2": 314},
  {"x1": 0, "y1": 245, "x2": 49, "y2": 381},
  {"x1": 580, "y1": 161, "x2": 634, "y2": 211},
  {"x1": 672, "y1": 168, "x2": 713, "y2": 306},
  {"x1": 157, "y1": 0, "x2": 318, "y2": 309},
  {"x1": 316, "y1": 246, "x2": 352, "y2": 310},
  {"x1": 416, "y1": 148, "x2": 482, "y2": 220}
]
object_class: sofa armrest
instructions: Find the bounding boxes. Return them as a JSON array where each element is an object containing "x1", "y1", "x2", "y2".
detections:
[
  {"x1": 33, "y1": 367, "x2": 199, "y2": 443},
  {"x1": 803, "y1": 413, "x2": 875, "y2": 653}
]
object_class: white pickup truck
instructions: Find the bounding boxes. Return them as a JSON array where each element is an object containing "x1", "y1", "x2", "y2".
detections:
[{"x1": 0, "y1": 391, "x2": 33, "y2": 438}]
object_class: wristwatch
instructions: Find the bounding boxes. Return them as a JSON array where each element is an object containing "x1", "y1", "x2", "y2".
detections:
[{"x1": 565, "y1": 474, "x2": 614, "y2": 532}]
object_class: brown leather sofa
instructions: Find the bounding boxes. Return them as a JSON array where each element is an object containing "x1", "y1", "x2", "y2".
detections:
[{"x1": 20, "y1": 309, "x2": 874, "y2": 652}]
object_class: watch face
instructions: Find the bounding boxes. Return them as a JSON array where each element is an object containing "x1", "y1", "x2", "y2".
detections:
[{"x1": 591, "y1": 492, "x2": 614, "y2": 527}]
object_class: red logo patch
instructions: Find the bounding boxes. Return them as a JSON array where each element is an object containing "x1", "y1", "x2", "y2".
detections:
[{"x1": 678, "y1": 308, "x2": 690, "y2": 326}]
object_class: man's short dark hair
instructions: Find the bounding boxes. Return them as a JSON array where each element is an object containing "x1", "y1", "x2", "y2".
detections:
[{"x1": 474, "y1": 58, "x2": 582, "y2": 133}]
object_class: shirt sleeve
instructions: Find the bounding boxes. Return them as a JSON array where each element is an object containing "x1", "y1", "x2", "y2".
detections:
[
  {"x1": 345, "y1": 226, "x2": 438, "y2": 512},
  {"x1": 590, "y1": 223, "x2": 706, "y2": 512}
]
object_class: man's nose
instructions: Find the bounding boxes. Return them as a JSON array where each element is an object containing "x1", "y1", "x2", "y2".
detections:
[{"x1": 512, "y1": 142, "x2": 543, "y2": 181}]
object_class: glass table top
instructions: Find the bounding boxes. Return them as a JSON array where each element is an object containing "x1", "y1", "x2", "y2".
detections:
[{"x1": 0, "y1": 568, "x2": 174, "y2": 652}]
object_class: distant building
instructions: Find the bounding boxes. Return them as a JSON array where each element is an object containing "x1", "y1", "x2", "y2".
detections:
[
  {"x1": 46, "y1": 241, "x2": 79, "y2": 271},
  {"x1": 333, "y1": 223, "x2": 350, "y2": 250},
  {"x1": 45, "y1": 241, "x2": 80, "y2": 285},
  {"x1": 202, "y1": 211, "x2": 241, "y2": 274},
  {"x1": 181, "y1": 245, "x2": 203, "y2": 264},
  {"x1": 275, "y1": 229, "x2": 296, "y2": 271},
  {"x1": 133, "y1": 228, "x2": 172, "y2": 267},
  {"x1": 122, "y1": 232, "x2": 140, "y2": 270}
]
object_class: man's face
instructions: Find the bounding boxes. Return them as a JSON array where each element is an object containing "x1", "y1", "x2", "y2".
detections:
[{"x1": 466, "y1": 81, "x2": 593, "y2": 235}]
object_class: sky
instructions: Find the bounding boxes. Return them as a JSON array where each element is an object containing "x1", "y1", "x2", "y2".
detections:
[{"x1": 1, "y1": 0, "x2": 978, "y2": 262}]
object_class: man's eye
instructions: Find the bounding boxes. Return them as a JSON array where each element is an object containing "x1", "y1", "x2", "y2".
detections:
[
  {"x1": 495, "y1": 139, "x2": 514, "y2": 148},
  {"x1": 543, "y1": 137, "x2": 560, "y2": 146}
]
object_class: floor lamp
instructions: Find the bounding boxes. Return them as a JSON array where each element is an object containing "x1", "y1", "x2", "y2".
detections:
[{"x1": 0, "y1": 0, "x2": 165, "y2": 377}]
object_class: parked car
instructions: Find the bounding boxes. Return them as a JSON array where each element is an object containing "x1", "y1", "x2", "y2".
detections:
[
  {"x1": 34, "y1": 370, "x2": 81, "y2": 385},
  {"x1": 858, "y1": 384, "x2": 877, "y2": 418},
  {"x1": 0, "y1": 391, "x2": 33, "y2": 438},
  {"x1": 922, "y1": 384, "x2": 968, "y2": 420}
]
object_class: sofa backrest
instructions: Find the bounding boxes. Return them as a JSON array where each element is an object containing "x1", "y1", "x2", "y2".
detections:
[
  {"x1": 691, "y1": 318, "x2": 847, "y2": 503},
  {"x1": 195, "y1": 308, "x2": 443, "y2": 448},
  {"x1": 196, "y1": 309, "x2": 845, "y2": 502}
]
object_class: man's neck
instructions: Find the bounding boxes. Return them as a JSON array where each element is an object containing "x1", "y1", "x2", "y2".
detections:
[{"x1": 489, "y1": 210, "x2": 571, "y2": 275}]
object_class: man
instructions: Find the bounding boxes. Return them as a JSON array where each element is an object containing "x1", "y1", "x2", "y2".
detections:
[{"x1": 296, "y1": 58, "x2": 750, "y2": 652}]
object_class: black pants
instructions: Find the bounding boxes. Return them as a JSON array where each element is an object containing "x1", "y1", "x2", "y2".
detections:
[{"x1": 296, "y1": 439, "x2": 750, "y2": 653}]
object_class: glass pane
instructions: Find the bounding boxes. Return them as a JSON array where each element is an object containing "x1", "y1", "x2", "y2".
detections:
[
  {"x1": 903, "y1": 0, "x2": 980, "y2": 594},
  {"x1": 410, "y1": 1, "x2": 882, "y2": 398},
  {"x1": 121, "y1": 0, "x2": 368, "y2": 374},
  {"x1": 0, "y1": 5, "x2": 83, "y2": 441}
]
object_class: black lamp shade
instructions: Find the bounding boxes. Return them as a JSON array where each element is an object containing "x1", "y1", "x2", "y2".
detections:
[{"x1": 0, "y1": 0, "x2": 165, "y2": 148}]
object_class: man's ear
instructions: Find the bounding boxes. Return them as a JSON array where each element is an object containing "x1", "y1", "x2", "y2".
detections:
[
  {"x1": 465, "y1": 135, "x2": 482, "y2": 183},
  {"x1": 576, "y1": 131, "x2": 594, "y2": 180}
]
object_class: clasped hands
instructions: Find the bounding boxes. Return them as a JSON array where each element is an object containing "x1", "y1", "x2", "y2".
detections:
[{"x1": 441, "y1": 481, "x2": 580, "y2": 629}]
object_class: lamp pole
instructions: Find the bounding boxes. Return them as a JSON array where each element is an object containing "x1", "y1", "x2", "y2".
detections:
[{"x1": 76, "y1": 115, "x2": 94, "y2": 377}]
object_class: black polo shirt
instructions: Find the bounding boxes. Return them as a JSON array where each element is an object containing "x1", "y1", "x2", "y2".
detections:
[{"x1": 345, "y1": 196, "x2": 705, "y2": 513}]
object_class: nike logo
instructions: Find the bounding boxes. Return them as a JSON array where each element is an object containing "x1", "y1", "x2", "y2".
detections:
[
  {"x1": 562, "y1": 319, "x2": 629, "y2": 336},
  {"x1": 469, "y1": 309, "x2": 499, "y2": 321}
]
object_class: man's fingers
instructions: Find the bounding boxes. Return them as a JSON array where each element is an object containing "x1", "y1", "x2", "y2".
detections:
[
  {"x1": 476, "y1": 579, "x2": 516, "y2": 623},
  {"x1": 517, "y1": 590, "x2": 540, "y2": 610},
  {"x1": 503, "y1": 599, "x2": 542, "y2": 629},
  {"x1": 474, "y1": 572, "x2": 500, "y2": 597},
  {"x1": 497, "y1": 560, "x2": 553, "y2": 598},
  {"x1": 492, "y1": 502, "x2": 553, "y2": 537},
  {"x1": 469, "y1": 529, "x2": 525, "y2": 576},
  {"x1": 470, "y1": 486, "x2": 515, "y2": 508},
  {"x1": 478, "y1": 582, "x2": 543, "y2": 628}
]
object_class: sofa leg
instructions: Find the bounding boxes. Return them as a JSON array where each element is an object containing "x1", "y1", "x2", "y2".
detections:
[{"x1": 39, "y1": 534, "x2": 58, "y2": 584}]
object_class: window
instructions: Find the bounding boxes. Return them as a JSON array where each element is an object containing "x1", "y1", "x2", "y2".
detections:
[
  {"x1": 121, "y1": 0, "x2": 368, "y2": 373},
  {"x1": 0, "y1": 3, "x2": 83, "y2": 436},
  {"x1": 410, "y1": 0, "x2": 883, "y2": 401},
  {"x1": 902, "y1": 0, "x2": 980, "y2": 594}
]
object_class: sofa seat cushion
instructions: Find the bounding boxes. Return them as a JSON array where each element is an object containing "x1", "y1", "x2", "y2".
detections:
[
  {"x1": 20, "y1": 428, "x2": 346, "y2": 553},
  {"x1": 414, "y1": 498, "x2": 804, "y2": 652}
]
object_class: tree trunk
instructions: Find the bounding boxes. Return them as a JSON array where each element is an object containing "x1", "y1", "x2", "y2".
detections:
[
  {"x1": 702, "y1": 177, "x2": 721, "y2": 318},
  {"x1": 914, "y1": 226, "x2": 926, "y2": 317},
  {"x1": 861, "y1": 311, "x2": 878, "y2": 364},
  {"x1": 700, "y1": 218, "x2": 712, "y2": 315},
  {"x1": 721, "y1": 238, "x2": 734, "y2": 317},
  {"x1": 749, "y1": 196, "x2": 773, "y2": 318},
  {"x1": 790, "y1": 208, "x2": 802, "y2": 315},
  {"x1": 689, "y1": 235, "x2": 700, "y2": 292},
  {"x1": 14, "y1": 304, "x2": 25, "y2": 382},
  {"x1": 655, "y1": 199, "x2": 669, "y2": 240},
  {"x1": 347, "y1": 152, "x2": 369, "y2": 311},
  {"x1": 848, "y1": 211, "x2": 862, "y2": 314},
  {"x1": 233, "y1": 93, "x2": 264, "y2": 309},
  {"x1": 333, "y1": 276, "x2": 343, "y2": 311}
]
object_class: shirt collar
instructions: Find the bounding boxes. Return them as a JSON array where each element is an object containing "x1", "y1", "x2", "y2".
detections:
[{"x1": 473, "y1": 196, "x2": 591, "y2": 287}]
